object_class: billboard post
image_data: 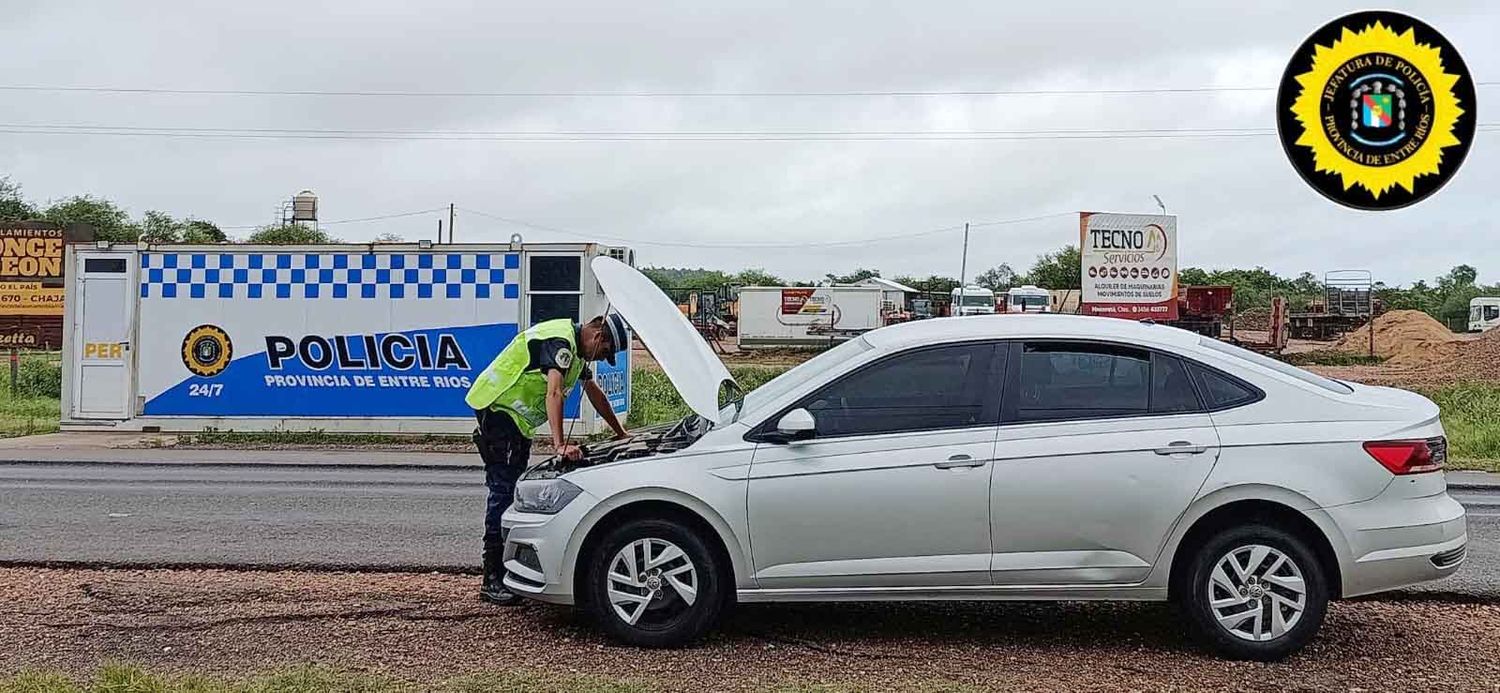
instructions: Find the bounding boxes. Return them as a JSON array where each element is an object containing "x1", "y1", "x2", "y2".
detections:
[{"x1": 1078, "y1": 212, "x2": 1179, "y2": 321}]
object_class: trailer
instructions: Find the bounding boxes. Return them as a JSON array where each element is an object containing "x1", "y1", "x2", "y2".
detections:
[
  {"x1": 736, "y1": 285, "x2": 884, "y2": 347},
  {"x1": 1288, "y1": 270, "x2": 1379, "y2": 341},
  {"x1": 1165, "y1": 285, "x2": 1233, "y2": 338},
  {"x1": 61, "y1": 240, "x2": 633, "y2": 434}
]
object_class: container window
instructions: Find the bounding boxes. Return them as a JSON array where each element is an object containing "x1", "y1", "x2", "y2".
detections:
[
  {"x1": 530, "y1": 294, "x2": 580, "y2": 324},
  {"x1": 84, "y1": 258, "x2": 127, "y2": 273},
  {"x1": 529, "y1": 256, "x2": 581, "y2": 292}
]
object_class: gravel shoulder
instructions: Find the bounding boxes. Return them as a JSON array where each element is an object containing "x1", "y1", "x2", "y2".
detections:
[{"x1": 3, "y1": 568, "x2": 1498, "y2": 692}]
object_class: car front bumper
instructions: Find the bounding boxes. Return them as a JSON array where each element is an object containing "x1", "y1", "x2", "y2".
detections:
[
  {"x1": 500, "y1": 494, "x2": 595, "y2": 606},
  {"x1": 1327, "y1": 480, "x2": 1468, "y2": 598}
]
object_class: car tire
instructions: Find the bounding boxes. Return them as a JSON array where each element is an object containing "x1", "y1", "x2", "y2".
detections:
[
  {"x1": 582, "y1": 517, "x2": 726, "y2": 648},
  {"x1": 1180, "y1": 523, "x2": 1329, "y2": 661}
]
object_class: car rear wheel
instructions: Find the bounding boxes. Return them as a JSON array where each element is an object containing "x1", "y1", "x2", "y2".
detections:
[
  {"x1": 583, "y1": 518, "x2": 726, "y2": 648},
  {"x1": 1181, "y1": 523, "x2": 1329, "y2": 661}
]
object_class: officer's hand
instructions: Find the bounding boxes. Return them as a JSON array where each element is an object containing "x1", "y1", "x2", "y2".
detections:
[
  {"x1": 557, "y1": 443, "x2": 583, "y2": 461},
  {"x1": 613, "y1": 428, "x2": 630, "y2": 441}
]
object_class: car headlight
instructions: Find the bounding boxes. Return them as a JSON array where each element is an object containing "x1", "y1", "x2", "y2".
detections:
[{"x1": 513, "y1": 478, "x2": 584, "y2": 514}]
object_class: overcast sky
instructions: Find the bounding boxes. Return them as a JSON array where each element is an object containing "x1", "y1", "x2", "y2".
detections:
[{"x1": 0, "y1": 1, "x2": 1495, "y2": 285}]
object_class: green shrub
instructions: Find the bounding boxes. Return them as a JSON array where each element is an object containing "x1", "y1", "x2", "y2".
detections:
[
  {"x1": 14, "y1": 357, "x2": 62, "y2": 399},
  {"x1": 627, "y1": 365, "x2": 789, "y2": 427}
]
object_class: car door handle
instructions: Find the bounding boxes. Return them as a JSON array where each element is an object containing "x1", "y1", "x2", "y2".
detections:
[
  {"x1": 934, "y1": 454, "x2": 987, "y2": 469},
  {"x1": 1154, "y1": 441, "x2": 1209, "y2": 456}
]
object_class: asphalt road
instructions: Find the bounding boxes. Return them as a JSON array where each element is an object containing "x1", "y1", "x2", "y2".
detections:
[{"x1": 0, "y1": 460, "x2": 1496, "y2": 598}]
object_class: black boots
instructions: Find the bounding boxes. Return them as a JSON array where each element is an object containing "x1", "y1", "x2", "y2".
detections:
[{"x1": 480, "y1": 549, "x2": 522, "y2": 605}]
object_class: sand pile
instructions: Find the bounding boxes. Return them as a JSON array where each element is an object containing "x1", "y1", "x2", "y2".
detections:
[
  {"x1": 1332, "y1": 310, "x2": 1459, "y2": 364},
  {"x1": 1390, "y1": 327, "x2": 1500, "y2": 385},
  {"x1": 1234, "y1": 307, "x2": 1271, "y2": 332}
]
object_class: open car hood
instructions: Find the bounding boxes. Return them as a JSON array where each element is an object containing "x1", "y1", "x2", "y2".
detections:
[{"x1": 591, "y1": 256, "x2": 736, "y2": 425}]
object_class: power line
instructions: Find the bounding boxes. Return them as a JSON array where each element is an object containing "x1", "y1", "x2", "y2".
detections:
[
  {"x1": 4, "y1": 123, "x2": 1287, "y2": 136},
  {"x1": 458, "y1": 206, "x2": 1074, "y2": 249},
  {"x1": 218, "y1": 208, "x2": 443, "y2": 230},
  {"x1": 2, "y1": 82, "x2": 1497, "y2": 98},
  {"x1": 5, "y1": 123, "x2": 1494, "y2": 143}
]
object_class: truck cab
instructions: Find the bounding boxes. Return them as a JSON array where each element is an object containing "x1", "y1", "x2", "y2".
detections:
[
  {"x1": 949, "y1": 286, "x2": 996, "y2": 316},
  {"x1": 1469, "y1": 297, "x2": 1500, "y2": 332},
  {"x1": 1003, "y1": 285, "x2": 1051, "y2": 313}
]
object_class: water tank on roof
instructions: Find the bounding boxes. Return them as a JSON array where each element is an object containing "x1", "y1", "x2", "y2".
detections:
[{"x1": 291, "y1": 190, "x2": 318, "y2": 222}]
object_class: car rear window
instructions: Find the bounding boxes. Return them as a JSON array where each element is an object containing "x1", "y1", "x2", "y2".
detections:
[{"x1": 1196, "y1": 336, "x2": 1353, "y2": 394}]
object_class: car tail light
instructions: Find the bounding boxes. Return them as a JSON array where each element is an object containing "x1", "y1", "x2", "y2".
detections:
[{"x1": 1363, "y1": 437, "x2": 1445, "y2": 475}]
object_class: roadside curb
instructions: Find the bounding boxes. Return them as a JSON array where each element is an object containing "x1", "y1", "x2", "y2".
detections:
[{"x1": 0, "y1": 459, "x2": 480, "y2": 472}]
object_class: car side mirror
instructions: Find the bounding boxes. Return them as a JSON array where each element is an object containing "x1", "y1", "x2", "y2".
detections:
[{"x1": 764, "y1": 408, "x2": 816, "y2": 444}]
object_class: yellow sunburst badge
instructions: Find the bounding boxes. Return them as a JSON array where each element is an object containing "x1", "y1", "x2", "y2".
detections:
[
  {"x1": 182, "y1": 324, "x2": 233, "y2": 377},
  {"x1": 1276, "y1": 11, "x2": 1476, "y2": 210}
]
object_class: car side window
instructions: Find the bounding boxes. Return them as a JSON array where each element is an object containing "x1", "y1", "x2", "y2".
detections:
[
  {"x1": 1011, "y1": 342, "x2": 1150, "y2": 422},
  {"x1": 1151, "y1": 352, "x2": 1203, "y2": 414},
  {"x1": 1186, "y1": 361, "x2": 1261, "y2": 410},
  {"x1": 797, "y1": 342, "x2": 998, "y2": 437}
]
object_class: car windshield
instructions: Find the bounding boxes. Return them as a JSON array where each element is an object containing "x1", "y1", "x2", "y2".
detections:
[
  {"x1": 1015, "y1": 295, "x2": 1047, "y2": 308},
  {"x1": 725, "y1": 337, "x2": 874, "y2": 422},
  {"x1": 957, "y1": 294, "x2": 993, "y2": 307},
  {"x1": 1197, "y1": 336, "x2": 1353, "y2": 394}
]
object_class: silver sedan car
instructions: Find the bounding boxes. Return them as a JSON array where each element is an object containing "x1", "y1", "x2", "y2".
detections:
[{"x1": 502, "y1": 258, "x2": 1466, "y2": 660}]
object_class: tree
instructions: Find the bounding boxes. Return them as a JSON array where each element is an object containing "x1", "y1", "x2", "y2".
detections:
[
  {"x1": 246, "y1": 223, "x2": 337, "y2": 244},
  {"x1": 640, "y1": 267, "x2": 732, "y2": 291},
  {"x1": 139, "y1": 210, "x2": 185, "y2": 243},
  {"x1": 894, "y1": 274, "x2": 961, "y2": 295},
  {"x1": 973, "y1": 264, "x2": 1016, "y2": 291},
  {"x1": 729, "y1": 268, "x2": 783, "y2": 286},
  {"x1": 1022, "y1": 245, "x2": 1081, "y2": 290},
  {"x1": 183, "y1": 220, "x2": 227, "y2": 243},
  {"x1": 373, "y1": 232, "x2": 404, "y2": 243},
  {"x1": 42, "y1": 195, "x2": 138, "y2": 242},
  {"x1": 138, "y1": 211, "x2": 227, "y2": 243},
  {"x1": 1178, "y1": 267, "x2": 1211, "y2": 286},
  {"x1": 0, "y1": 176, "x2": 37, "y2": 221},
  {"x1": 824, "y1": 268, "x2": 880, "y2": 285}
]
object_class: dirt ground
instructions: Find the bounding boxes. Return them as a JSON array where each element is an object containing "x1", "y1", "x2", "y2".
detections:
[{"x1": 2, "y1": 568, "x2": 1498, "y2": 691}]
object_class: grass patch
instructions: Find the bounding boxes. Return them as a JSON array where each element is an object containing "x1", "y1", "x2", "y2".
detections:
[
  {"x1": 1418, "y1": 383, "x2": 1500, "y2": 472},
  {"x1": 1281, "y1": 350, "x2": 1386, "y2": 367},
  {"x1": 0, "y1": 663, "x2": 649, "y2": 693},
  {"x1": 177, "y1": 429, "x2": 470, "y2": 448},
  {"x1": 626, "y1": 364, "x2": 788, "y2": 428}
]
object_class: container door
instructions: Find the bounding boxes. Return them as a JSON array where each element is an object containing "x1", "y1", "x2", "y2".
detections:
[{"x1": 71, "y1": 252, "x2": 136, "y2": 419}]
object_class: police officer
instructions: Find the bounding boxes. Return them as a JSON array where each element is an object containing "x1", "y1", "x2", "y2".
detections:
[{"x1": 464, "y1": 313, "x2": 631, "y2": 604}]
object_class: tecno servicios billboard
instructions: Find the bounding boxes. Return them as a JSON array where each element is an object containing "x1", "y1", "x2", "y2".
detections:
[{"x1": 1079, "y1": 212, "x2": 1178, "y2": 320}]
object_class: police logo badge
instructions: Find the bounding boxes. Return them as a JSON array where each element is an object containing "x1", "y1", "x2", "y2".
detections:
[
  {"x1": 555, "y1": 348, "x2": 573, "y2": 369},
  {"x1": 1276, "y1": 11, "x2": 1476, "y2": 210},
  {"x1": 181, "y1": 324, "x2": 232, "y2": 377}
]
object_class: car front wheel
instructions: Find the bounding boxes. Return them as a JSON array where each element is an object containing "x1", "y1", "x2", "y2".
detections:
[
  {"x1": 1181, "y1": 523, "x2": 1329, "y2": 661},
  {"x1": 582, "y1": 517, "x2": 726, "y2": 647}
]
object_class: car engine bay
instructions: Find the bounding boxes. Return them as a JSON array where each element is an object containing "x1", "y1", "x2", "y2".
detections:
[{"x1": 524, "y1": 414, "x2": 708, "y2": 478}]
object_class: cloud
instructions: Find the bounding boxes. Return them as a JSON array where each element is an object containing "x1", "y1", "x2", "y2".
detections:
[{"x1": 0, "y1": 0, "x2": 1495, "y2": 286}]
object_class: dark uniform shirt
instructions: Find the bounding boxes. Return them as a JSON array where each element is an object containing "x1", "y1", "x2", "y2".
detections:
[{"x1": 527, "y1": 324, "x2": 593, "y2": 382}]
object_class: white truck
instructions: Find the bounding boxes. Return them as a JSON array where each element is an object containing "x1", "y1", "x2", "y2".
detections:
[
  {"x1": 1002, "y1": 285, "x2": 1051, "y2": 313},
  {"x1": 950, "y1": 286, "x2": 996, "y2": 316},
  {"x1": 1469, "y1": 296, "x2": 1500, "y2": 332}
]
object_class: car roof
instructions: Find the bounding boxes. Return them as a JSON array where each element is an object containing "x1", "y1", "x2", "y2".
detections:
[{"x1": 861, "y1": 314, "x2": 1201, "y2": 352}]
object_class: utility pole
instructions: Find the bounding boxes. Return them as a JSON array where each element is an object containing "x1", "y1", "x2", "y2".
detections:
[
  {"x1": 437, "y1": 219, "x2": 444, "y2": 243},
  {"x1": 448, "y1": 204, "x2": 456, "y2": 243},
  {"x1": 956, "y1": 222, "x2": 970, "y2": 317}
]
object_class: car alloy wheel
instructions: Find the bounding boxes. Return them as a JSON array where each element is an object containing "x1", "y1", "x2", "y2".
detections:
[
  {"x1": 606, "y1": 537, "x2": 699, "y2": 628},
  {"x1": 1207, "y1": 544, "x2": 1307, "y2": 642}
]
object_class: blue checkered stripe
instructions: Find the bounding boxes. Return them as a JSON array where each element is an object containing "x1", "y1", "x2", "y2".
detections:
[{"x1": 140, "y1": 253, "x2": 521, "y2": 300}]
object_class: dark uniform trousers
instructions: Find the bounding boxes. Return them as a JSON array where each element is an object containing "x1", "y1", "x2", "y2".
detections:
[{"x1": 473, "y1": 408, "x2": 532, "y2": 552}]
